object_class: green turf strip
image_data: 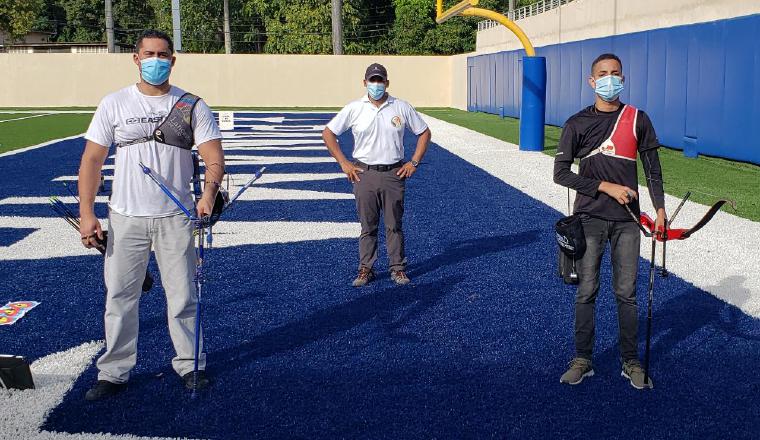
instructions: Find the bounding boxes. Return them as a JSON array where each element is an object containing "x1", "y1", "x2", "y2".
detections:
[
  {"x1": 0, "y1": 114, "x2": 92, "y2": 154},
  {"x1": 419, "y1": 108, "x2": 760, "y2": 222}
]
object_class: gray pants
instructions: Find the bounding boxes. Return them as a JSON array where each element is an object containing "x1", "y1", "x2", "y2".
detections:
[
  {"x1": 352, "y1": 164, "x2": 407, "y2": 272},
  {"x1": 97, "y1": 210, "x2": 205, "y2": 384},
  {"x1": 575, "y1": 215, "x2": 641, "y2": 362}
]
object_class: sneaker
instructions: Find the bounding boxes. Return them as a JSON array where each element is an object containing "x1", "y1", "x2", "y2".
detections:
[
  {"x1": 621, "y1": 359, "x2": 653, "y2": 389},
  {"x1": 390, "y1": 269, "x2": 411, "y2": 285},
  {"x1": 85, "y1": 380, "x2": 127, "y2": 401},
  {"x1": 560, "y1": 357, "x2": 594, "y2": 385},
  {"x1": 182, "y1": 370, "x2": 210, "y2": 390},
  {"x1": 352, "y1": 267, "x2": 375, "y2": 287}
]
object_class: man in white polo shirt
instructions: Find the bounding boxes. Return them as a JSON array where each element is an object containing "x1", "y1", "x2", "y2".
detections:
[
  {"x1": 77, "y1": 30, "x2": 224, "y2": 400},
  {"x1": 322, "y1": 63, "x2": 431, "y2": 287}
]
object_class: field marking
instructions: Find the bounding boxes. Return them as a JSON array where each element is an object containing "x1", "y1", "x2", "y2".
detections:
[
  {"x1": 0, "y1": 134, "x2": 85, "y2": 158},
  {"x1": 0, "y1": 113, "x2": 54, "y2": 123}
]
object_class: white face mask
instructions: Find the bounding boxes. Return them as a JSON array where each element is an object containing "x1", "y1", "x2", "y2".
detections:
[
  {"x1": 367, "y1": 82, "x2": 386, "y2": 100},
  {"x1": 594, "y1": 75, "x2": 624, "y2": 102}
]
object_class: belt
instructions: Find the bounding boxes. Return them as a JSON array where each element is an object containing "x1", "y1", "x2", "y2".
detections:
[{"x1": 356, "y1": 161, "x2": 403, "y2": 172}]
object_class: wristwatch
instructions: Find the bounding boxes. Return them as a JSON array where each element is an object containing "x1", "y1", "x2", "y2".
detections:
[{"x1": 411, "y1": 160, "x2": 419, "y2": 167}]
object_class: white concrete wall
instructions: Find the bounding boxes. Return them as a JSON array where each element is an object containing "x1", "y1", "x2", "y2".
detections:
[
  {"x1": 0, "y1": 54, "x2": 452, "y2": 108},
  {"x1": 476, "y1": 0, "x2": 760, "y2": 54},
  {"x1": 449, "y1": 54, "x2": 469, "y2": 111}
]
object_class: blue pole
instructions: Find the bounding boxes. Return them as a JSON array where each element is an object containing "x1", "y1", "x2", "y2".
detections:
[{"x1": 519, "y1": 56, "x2": 547, "y2": 151}]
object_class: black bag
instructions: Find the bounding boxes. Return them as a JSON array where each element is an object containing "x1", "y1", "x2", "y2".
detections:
[
  {"x1": 0, "y1": 355, "x2": 35, "y2": 390},
  {"x1": 555, "y1": 214, "x2": 586, "y2": 285},
  {"x1": 555, "y1": 214, "x2": 586, "y2": 258}
]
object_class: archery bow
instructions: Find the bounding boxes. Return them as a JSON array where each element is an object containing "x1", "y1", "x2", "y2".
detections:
[
  {"x1": 138, "y1": 158, "x2": 265, "y2": 394},
  {"x1": 639, "y1": 198, "x2": 737, "y2": 241},
  {"x1": 624, "y1": 193, "x2": 736, "y2": 388}
]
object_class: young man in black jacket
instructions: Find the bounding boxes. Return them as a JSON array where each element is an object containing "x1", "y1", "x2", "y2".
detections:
[{"x1": 553, "y1": 53, "x2": 666, "y2": 389}]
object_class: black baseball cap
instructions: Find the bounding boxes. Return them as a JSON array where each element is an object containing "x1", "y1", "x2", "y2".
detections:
[{"x1": 365, "y1": 63, "x2": 388, "y2": 81}]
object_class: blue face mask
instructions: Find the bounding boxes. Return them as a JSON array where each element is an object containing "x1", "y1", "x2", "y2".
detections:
[
  {"x1": 140, "y1": 57, "x2": 172, "y2": 86},
  {"x1": 367, "y1": 82, "x2": 386, "y2": 100},
  {"x1": 594, "y1": 75, "x2": 624, "y2": 102}
]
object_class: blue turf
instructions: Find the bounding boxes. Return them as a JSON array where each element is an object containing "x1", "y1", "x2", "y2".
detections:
[
  {"x1": 1, "y1": 113, "x2": 758, "y2": 438},
  {"x1": 0, "y1": 227, "x2": 37, "y2": 247}
]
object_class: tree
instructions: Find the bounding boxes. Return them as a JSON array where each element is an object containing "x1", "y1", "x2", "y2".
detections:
[{"x1": 0, "y1": 0, "x2": 44, "y2": 41}]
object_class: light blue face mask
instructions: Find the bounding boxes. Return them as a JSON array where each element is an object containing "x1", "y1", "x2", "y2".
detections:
[
  {"x1": 140, "y1": 57, "x2": 172, "y2": 86},
  {"x1": 594, "y1": 75, "x2": 624, "y2": 102},
  {"x1": 367, "y1": 82, "x2": 386, "y2": 100}
]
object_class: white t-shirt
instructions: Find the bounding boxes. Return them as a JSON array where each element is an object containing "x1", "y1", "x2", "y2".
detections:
[
  {"x1": 85, "y1": 85, "x2": 221, "y2": 217},
  {"x1": 326, "y1": 95, "x2": 429, "y2": 165}
]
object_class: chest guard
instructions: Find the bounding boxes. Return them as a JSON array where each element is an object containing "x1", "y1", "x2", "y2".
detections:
[
  {"x1": 116, "y1": 92, "x2": 201, "y2": 150},
  {"x1": 582, "y1": 105, "x2": 639, "y2": 162}
]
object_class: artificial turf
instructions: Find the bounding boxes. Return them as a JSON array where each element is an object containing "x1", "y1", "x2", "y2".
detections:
[
  {"x1": 1, "y1": 115, "x2": 757, "y2": 438},
  {"x1": 2, "y1": 108, "x2": 758, "y2": 222},
  {"x1": 0, "y1": 113, "x2": 92, "y2": 154},
  {"x1": 419, "y1": 108, "x2": 760, "y2": 222}
]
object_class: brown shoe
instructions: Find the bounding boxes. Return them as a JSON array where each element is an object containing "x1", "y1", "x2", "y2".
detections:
[
  {"x1": 352, "y1": 267, "x2": 375, "y2": 287},
  {"x1": 390, "y1": 269, "x2": 411, "y2": 285}
]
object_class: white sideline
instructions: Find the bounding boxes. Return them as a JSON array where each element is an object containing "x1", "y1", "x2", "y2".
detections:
[
  {"x1": 423, "y1": 114, "x2": 760, "y2": 319},
  {"x1": 0, "y1": 114, "x2": 54, "y2": 123},
  {"x1": 0, "y1": 134, "x2": 85, "y2": 158}
]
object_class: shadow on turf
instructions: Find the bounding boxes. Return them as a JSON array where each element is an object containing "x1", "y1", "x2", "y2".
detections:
[
  {"x1": 409, "y1": 230, "x2": 541, "y2": 278},
  {"x1": 209, "y1": 276, "x2": 461, "y2": 374},
  {"x1": 592, "y1": 275, "x2": 760, "y2": 374}
]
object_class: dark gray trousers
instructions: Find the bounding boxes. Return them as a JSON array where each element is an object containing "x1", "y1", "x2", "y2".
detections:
[
  {"x1": 575, "y1": 215, "x2": 641, "y2": 361},
  {"x1": 352, "y1": 165, "x2": 406, "y2": 272}
]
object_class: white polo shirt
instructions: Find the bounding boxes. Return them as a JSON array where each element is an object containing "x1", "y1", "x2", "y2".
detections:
[{"x1": 326, "y1": 95, "x2": 429, "y2": 165}]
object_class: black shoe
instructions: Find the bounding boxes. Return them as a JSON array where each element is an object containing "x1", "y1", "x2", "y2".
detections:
[
  {"x1": 85, "y1": 380, "x2": 126, "y2": 401},
  {"x1": 182, "y1": 370, "x2": 210, "y2": 390}
]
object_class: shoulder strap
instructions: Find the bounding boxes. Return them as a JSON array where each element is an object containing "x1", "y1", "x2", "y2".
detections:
[{"x1": 115, "y1": 92, "x2": 201, "y2": 150}]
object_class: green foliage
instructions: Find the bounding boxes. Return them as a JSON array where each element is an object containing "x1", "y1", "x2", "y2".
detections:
[
  {"x1": 0, "y1": 0, "x2": 44, "y2": 40},
  {"x1": 19, "y1": 0, "x2": 544, "y2": 54}
]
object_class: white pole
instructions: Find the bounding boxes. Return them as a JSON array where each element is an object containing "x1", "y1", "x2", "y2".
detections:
[
  {"x1": 224, "y1": 0, "x2": 231, "y2": 54},
  {"x1": 105, "y1": 0, "x2": 115, "y2": 53},
  {"x1": 171, "y1": 0, "x2": 182, "y2": 52},
  {"x1": 331, "y1": 0, "x2": 343, "y2": 55}
]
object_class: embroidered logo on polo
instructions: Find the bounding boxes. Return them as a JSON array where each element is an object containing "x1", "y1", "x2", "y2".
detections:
[{"x1": 391, "y1": 116, "x2": 402, "y2": 128}]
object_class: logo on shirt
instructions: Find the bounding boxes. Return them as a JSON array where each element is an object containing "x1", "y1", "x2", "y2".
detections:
[
  {"x1": 391, "y1": 116, "x2": 402, "y2": 128},
  {"x1": 126, "y1": 116, "x2": 164, "y2": 125}
]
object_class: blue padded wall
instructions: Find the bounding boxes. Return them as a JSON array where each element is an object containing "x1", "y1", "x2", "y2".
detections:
[{"x1": 467, "y1": 14, "x2": 760, "y2": 165}]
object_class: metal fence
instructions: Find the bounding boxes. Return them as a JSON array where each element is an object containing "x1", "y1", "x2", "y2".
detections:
[{"x1": 477, "y1": 0, "x2": 576, "y2": 32}]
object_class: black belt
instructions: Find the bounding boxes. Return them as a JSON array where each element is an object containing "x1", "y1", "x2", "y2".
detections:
[{"x1": 356, "y1": 161, "x2": 403, "y2": 172}]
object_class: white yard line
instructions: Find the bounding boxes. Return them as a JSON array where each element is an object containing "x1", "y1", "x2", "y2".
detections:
[
  {"x1": 424, "y1": 114, "x2": 760, "y2": 318},
  {"x1": 0, "y1": 134, "x2": 85, "y2": 158},
  {"x1": 0, "y1": 114, "x2": 54, "y2": 123}
]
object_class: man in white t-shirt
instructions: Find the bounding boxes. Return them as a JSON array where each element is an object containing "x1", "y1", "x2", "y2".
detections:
[
  {"x1": 322, "y1": 63, "x2": 431, "y2": 287},
  {"x1": 77, "y1": 30, "x2": 224, "y2": 400}
]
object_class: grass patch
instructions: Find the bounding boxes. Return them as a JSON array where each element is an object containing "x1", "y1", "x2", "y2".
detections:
[
  {"x1": 419, "y1": 107, "x2": 760, "y2": 222},
  {"x1": 0, "y1": 114, "x2": 92, "y2": 154}
]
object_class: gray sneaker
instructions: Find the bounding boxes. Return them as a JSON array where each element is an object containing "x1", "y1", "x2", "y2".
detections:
[
  {"x1": 622, "y1": 359, "x2": 653, "y2": 389},
  {"x1": 560, "y1": 357, "x2": 594, "y2": 385},
  {"x1": 390, "y1": 269, "x2": 411, "y2": 285},
  {"x1": 352, "y1": 267, "x2": 375, "y2": 287}
]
